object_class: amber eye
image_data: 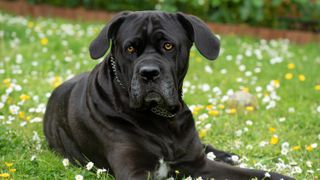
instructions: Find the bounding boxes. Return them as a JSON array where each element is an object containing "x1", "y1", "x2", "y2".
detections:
[
  {"x1": 163, "y1": 43, "x2": 173, "y2": 51},
  {"x1": 127, "y1": 46, "x2": 135, "y2": 54}
]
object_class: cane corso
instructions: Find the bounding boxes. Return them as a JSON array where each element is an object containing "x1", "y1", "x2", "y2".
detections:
[{"x1": 44, "y1": 11, "x2": 294, "y2": 179}]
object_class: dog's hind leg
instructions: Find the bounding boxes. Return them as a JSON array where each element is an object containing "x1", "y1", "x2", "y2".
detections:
[
  {"x1": 203, "y1": 144, "x2": 239, "y2": 165},
  {"x1": 56, "y1": 127, "x2": 88, "y2": 166}
]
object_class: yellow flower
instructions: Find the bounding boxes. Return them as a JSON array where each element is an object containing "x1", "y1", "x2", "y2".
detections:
[
  {"x1": 5, "y1": 162, "x2": 13, "y2": 167},
  {"x1": 298, "y1": 74, "x2": 306, "y2": 81},
  {"x1": 206, "y1": 105, "x2": 213, "y2": 110},
  {"x1": 208, "y1": 110, "x2": 219, "y2": 116},
  {"x1": 20, "y1": 94, "x2": 30, "y2": 101},
  {"x1": 52, "y1": 76, "x2": 63, "y2": 88},
  {"x1": 218, "y1": 104, "x2": 225, "y2": 109},
  {"x1": 0, "y1": 173, "x2": 10, "y2": 178},
  {"x1": 9, "y1": 168, "x2": 16, "y2": 173},
  {"x1": 195, "y1": 57, "x2": 202, "y2": 63},
  {"x1": 292, "y1": 146, "x2": 301, "y2": 151},
  {"x1": 270, "y1": 135, "x2": 279, "y2": 145},
  {"x1": 241, "y1": 87, "x2": 249, "y2": 92},
  {"x1": 227, "y1": 108, "x2": 237, "y2": 114},
  {"x1": 245, "y1": 106, "x2": 254, "y2": 112},
  {"x1": 27, "y1": 21, "x2": 34, "y2": 28},
  {"x1": 315, "y1": 85, "x2": 320, "y2": 91},
  {"x1": 269, "y1": 127, "x2": 276, "y2": 133},
  {"x1": 40, "y1": 38, "x2": 48, "y2": 45},
  {"x1": 3, "y1": 78, "x2": 11, "y2": 87},
  {"x1": 175, "y1": 170, "x2": 180, "y2": 174},
  {"x1": 287, "y1": 63, "x2": 295, "y2": 70},
  {"x1": 272, "y1": 80, "x2": 280, "y2": 87},
  {"x1": 199, "y1": 129, "x2": 208, "y2": 139},
  {"x1": 284, "y1": 73, "x2": 293, "y2": 80},
  {"x1": 19, "y1": 111, "x2": 26, "y2": 119},
  {"x1": 306, "y1": 145, "x2": 313, "y2": 151}
]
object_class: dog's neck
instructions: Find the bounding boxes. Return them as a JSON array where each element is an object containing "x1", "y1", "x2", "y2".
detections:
[{"x1": 109, "y1": 55, "x2": 176, "y2": 119}]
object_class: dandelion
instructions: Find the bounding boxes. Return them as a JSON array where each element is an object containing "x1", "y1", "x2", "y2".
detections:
[
  {"x1": 218, "y1": 104, "x2": 225, "y2": 109},
  {"x1": 287, "y1": 63, "x2": 295, "y2": 70},
  {"x1": 75, "y1": 175, "x2": 84, "y2": 180},
  {"x1": 208, "y1": 110, "x2": 219, "y2": 116},
  {"x1": 284, "y1": 73, "x2": 293, "y2": 80},
  {"x1": 227, "y1": 108, "x2": 237, "y2": 114},
  {"x1": 245, "y1": 106, "x2": 254, "y2": 112},
  {"x1": 199, "y1": 129, "x2": 207, "y2": 139},
  {"x1": 40, "y1": 37, "x2": 48, "y2": 45},
  {"x1": 18, "y1": 111, "x2": 25, "y2": 119},
  {"x1": 86, "y1": 162, "x2": 94, "y2": 170},
  {"x1": 51, "y1": 76, "x2": 63, "y2": 88},
  {"x1": 0, "y1": 173, "x2": 10, "y2": 178},
  {"x1": 269, "y1": 127, "x2": 276, "y2": 133},
  {"x1": 9, "y1": 168, "x2": 16, "y2": 173},
  {"x1": 3, "y1": 78, "x2": 11, "y2": 87},
  {"x1": 270, "y1": 135, "x2": 279, "y2": 145},
  {"x1": 298, "y1": 74, "x2": 306, "y2": 81},
  {"x1": 292, "y1": 146, "x2": 301, "y2": 151},
  {"x1": 20, "y1": 94, "x2": 30, "y2": 101},
  {"x1": 315, "y1": 85, "x2": 320, "y2": 91},
  {"x1": 5, "y1": 162, "x2": 13, "y2": 167},
  {"x1": 195, "y1": 57, "x2": 202, "y2": 63}
]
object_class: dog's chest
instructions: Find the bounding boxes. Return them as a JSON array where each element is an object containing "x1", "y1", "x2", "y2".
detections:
[{"x1": 154, "y1": 158, "x2": 170, "y2": 179}]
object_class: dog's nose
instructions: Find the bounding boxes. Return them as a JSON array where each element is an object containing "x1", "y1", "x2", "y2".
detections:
[{"x1": 139, "y1": 65, "x2": 160, "y2": 81}]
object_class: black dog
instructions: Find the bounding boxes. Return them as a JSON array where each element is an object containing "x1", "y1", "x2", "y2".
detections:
[{"x1": 44, "y1": 11, "x2": 294, "y2": 180}]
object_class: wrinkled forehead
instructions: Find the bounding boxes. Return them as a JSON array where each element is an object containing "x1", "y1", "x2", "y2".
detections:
[{"x1": 115, "y1": 12, "x2": 188, "y2": 44}]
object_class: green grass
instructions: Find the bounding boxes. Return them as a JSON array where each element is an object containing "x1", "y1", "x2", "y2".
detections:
[{"x1": 0, "y1": 12, "x2": 319, "y2": 179}]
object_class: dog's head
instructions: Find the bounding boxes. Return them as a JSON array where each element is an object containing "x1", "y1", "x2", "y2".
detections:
[{"x1": 89, "y1": 11, "x2": 220, "y2": 113}]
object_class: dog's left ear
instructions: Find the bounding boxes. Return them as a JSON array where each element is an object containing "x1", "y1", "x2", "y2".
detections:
[
  {"x1": 177, "y1": 13, "x2": 220, "y2": 60},
  {"x1": 89, "y1": 12, "x2": 129, "y2": 59}
]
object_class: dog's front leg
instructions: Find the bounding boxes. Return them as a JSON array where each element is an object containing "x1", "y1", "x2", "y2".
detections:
[
  {"x1": 176, "y1": 156, "x2": 294, "y2": 180},
  {"x1": 106, "y1": 145, "x2": 159, "y2": 180}
]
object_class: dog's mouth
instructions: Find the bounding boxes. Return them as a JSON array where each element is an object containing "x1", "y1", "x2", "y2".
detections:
[{"x1": 143, "y1": 92, "x2": 180, "y2": 114}]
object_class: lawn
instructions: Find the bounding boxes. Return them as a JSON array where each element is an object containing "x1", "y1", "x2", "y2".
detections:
[{"x1": 0, "y1": 12, "x2": 319, "y2": 179}]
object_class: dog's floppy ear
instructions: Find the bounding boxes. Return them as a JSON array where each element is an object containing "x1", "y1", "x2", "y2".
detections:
[
  {"x1": 177, "y1": 12, "x2": 220, "y2": 60},
  {"x1": 89, "y1": 12, "x2": 129, "y2": 59}
]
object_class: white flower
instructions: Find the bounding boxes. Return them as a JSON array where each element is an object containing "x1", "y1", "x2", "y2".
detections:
[
  {"x1": 62, "y1": 158, "x2": 69, "y2": 167},
  {"x1": 198, "y1": 113, "x2": 209, "y2": 121},
  {"x1": 185, "y1": 176, "x2": 192, "y2": 180},
  {"x1": 97, "y1": 168, "x2": 107, "y2": 178},
  {"x1": 317, "y1": 106, "x2": 320, "y2": 113},
  {"x1": 204, "y1": 123, "x2": 212, "y2": 129},
  {"x1": 30, "y1": 155, "x2": 36, "y2": 161},
  {"x1": 235, "y1": 130, "x2": 242, "y2": 137},
  {"x1": 75, "y1": 175, "x2": 83, "y2": 180},
  {"x1": 196, "y1": 177, "x2": 203, "y2": 180},
  {"x1": 220, "y1": 68, "x2": 227, "y2": 74},
  {"x1": 279, "y1": 117, "x2": 286, "y2": 122},
  {"x1": 206, "y1": 152, "x2": 216, "y2": 161},
  {"x1": 288, "y1": 107, "x2": 295, "y2": 113},
  {"x1": 86, "y1": 162, "x2": 94, "y2": 170},
  {"x1": 204, "y1": 65, "x2": 213, "y2": 74},
  {"x1": 306, "y1": 161, "x2": 312, "y2": 168},
  {"x1": 231, "y1": 155, "x2": 239, "y2": 163},
  {"x1": 311, "y1": 143, "x2": 317, "y2": 148},
  {"x1": 200, "y1": 84, "x2": 210, "y2": 92},
  {"x1": 9, "y1": 105, "x2": 20, "y2": 115},
  {"x1": 264, "y1": 172, "x2": 271, "y2": 178},
  {"x1": 246, "y1": 120, "x2": 253, "y2": 126},
  {"x1": 292, "y1": 166, "x2": 302, "y2": 174},
  {"x1": 259, "y1": 141, "x2": 269, "y2": 147}
]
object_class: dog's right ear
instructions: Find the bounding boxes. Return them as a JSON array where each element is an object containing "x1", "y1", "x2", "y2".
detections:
[{"x1": 89, "y1": 12, "x2": 129, "y2": 59}]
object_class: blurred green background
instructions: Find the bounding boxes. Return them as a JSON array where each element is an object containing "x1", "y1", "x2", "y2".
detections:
[{"x1": 26, "y1": 0, "x2": 320, "y2": 32}]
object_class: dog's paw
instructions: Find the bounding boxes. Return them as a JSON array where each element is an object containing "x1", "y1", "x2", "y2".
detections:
[{"x1": 214, "y1": 152, "x2": 240, "y2": 165}]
